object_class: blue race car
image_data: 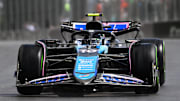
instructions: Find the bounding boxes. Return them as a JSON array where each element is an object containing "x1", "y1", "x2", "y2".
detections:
[{"x1": 16, "y1": 13, "x2": 165, "y2": 96}]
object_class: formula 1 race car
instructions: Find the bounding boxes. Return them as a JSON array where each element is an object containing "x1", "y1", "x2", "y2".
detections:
[{"x1": 16, "y1": 13, "x2": 165, "y2": 96}]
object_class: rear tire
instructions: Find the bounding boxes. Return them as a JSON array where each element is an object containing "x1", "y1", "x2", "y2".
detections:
[{"x1": 16, "y1": 45, "x2": 44, "y2": 95}]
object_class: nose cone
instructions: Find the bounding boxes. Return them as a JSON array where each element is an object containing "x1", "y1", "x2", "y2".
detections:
[
  {"x1": 74, "y1": 56, "x2": 98, "y2": 85},
  {"x1": 74, "y1": 73, "x2": 96, "y2": 85}
]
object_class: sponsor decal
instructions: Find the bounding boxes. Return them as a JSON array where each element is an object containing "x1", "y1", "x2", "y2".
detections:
[
  {"x1": 72, "y1": 22, "x2": 129, "y2": 31},
  {"x1": 74, "y1": 56, "x2": 98, "y2": 80},
  {"x1": 99, "y1": 73, "x2": 144, "y2": 84},
  {"x1": 72, "y1": 23, "x2": 86, "y2": 30}
]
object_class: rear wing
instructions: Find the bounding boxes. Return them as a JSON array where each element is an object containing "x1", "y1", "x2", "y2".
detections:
[
  {"x1": 62, "y1": 21, "x2": 131, "y2": 31},
  {"x1": 71, "y1": 22, "x2": 130, "y2": 31},
  {"x1": 61, "y1": 21, "x2": 141, "y2": 37}
]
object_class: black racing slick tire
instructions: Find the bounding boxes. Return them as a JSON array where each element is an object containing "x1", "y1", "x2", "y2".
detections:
[
  {"x1": 140, "y1": 39, "x2": 165, "y2": 86},
  {"x1": 16, "y1": 45, "x2": 43, "y2": 95},
  {"x1": 131, "y1": 43, "x2": 160, "y2": 94}
]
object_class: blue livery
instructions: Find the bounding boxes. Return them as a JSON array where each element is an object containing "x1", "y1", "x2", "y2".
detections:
[{"x1": 74, "y1": 56, "x2": 98, "y2": 80}]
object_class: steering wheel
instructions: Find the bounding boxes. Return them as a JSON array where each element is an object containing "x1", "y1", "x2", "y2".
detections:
[
  {"x1": 70, "y1": 31, "x2": 90, "y2": 43},
  {"x1": 92, "y1": 31, "x2": 115, "y2": 42}
]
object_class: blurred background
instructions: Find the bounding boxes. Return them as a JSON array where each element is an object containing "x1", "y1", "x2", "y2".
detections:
[{"x1": 0, "y1": 0, "x2": 180, "y2": 40}]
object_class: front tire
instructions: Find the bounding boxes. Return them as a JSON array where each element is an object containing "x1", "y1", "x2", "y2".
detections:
[
  {"x1": 16, "y1": 45, "x2": 44, "y2": 95},
  {"x1": 131, "y1": 43, "x2": 159, "y2": 94},
  {"x1": 140, "y1": 39, "x2": 165, "y2": 86}
]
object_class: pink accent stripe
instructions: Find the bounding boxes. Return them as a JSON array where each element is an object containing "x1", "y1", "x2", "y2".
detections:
[
  {"x1": 29, "y1": 74, "x2": 67, "y2": 83},
  {"x1": 103, "y1": 73, "x2": 144, "y2": 83},
  {"x1": 37, "y1": 41, "x2": 46, "y2": 76},
  {"x1": 129, "y1": 41, "x2": 136, "y2": 74}
]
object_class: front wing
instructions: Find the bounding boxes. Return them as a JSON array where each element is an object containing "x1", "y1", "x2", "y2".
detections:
[{"x1": 16, "y1": 73, "x2": 152, "y2": 87}]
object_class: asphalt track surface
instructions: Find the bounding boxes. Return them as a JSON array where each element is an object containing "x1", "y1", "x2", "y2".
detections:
[{"x1": 0, "y1": 39, "x2": 180, "y2": 101}]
